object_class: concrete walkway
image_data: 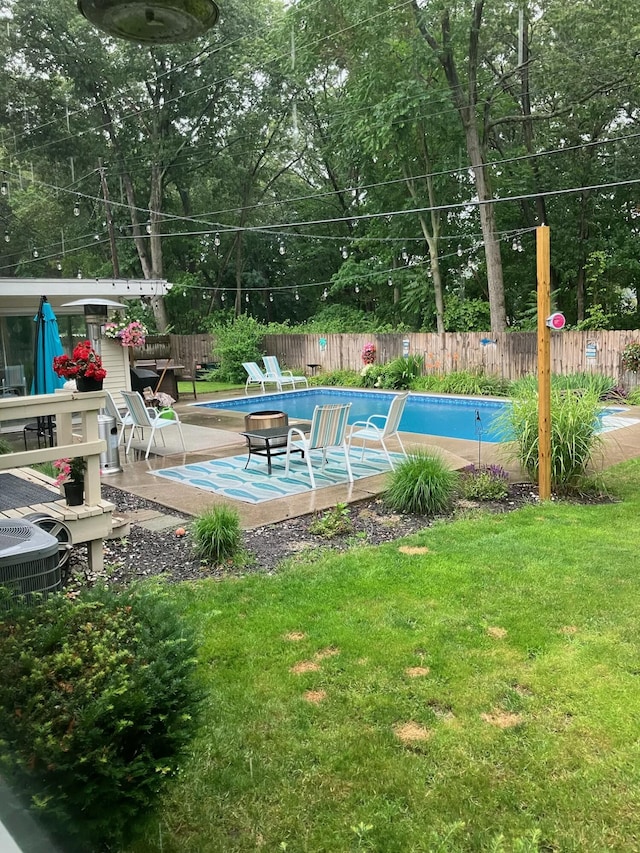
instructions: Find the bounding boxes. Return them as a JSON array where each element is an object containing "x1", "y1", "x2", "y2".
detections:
[{"x1": 103, "y1": 392, "x2": 640, "y2": 530}]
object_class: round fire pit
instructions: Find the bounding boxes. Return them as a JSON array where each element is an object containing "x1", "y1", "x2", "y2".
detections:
[{"x1": 244, "y1": 410, "x2": 288, "y2": 446}]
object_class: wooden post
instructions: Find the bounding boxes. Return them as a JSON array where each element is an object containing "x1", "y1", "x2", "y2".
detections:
[{"x1": 537, "y1": 225, "x2": 551, "y2": 501}]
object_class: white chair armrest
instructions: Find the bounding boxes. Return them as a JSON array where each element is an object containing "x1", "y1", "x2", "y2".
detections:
[
  {"x1": 287, "y1": 426, "x2": 307, "y2": 443},
  {"x1": 282, "y1": 369, "x2": 294, "y2": 377}
]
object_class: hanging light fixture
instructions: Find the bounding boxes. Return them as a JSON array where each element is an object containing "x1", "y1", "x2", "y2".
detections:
[{"x1": 77, "y1": 0, "x2": 219, "y2": 44}]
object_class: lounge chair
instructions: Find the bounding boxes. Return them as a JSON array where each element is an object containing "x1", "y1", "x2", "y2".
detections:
[
  {"x1": 262, "y1": 356, "x2": 308, "y2": 390},
  {"x1": 243, "y1": 362, "x2": 281, "y2": 395},
  {"x1": 348, "y1": 392, "x2": 408, "y2": 469},
  {"x1": 104, "y1": 390, "x2": 135, "y2": 447},
  {"x1": 284, "y1": 403, "x2": 352, "y2": 489},
  {"x1": 121, "y1": 390, "x2": 186, "y2": 459}
]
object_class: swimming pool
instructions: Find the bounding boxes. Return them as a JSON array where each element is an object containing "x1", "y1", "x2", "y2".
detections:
[{"x1": 196, "y1": 389, "x2": 507, "y2": 442}]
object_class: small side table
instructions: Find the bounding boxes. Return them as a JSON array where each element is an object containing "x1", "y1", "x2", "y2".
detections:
[{"x1": 307, "y1": 363, "x2": 321, "y2": 376}]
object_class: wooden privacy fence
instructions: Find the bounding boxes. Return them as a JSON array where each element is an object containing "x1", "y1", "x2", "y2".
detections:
[
  {"x1": 166, "y1": 330, "x2": 640, "y2": 386},
  {"x1": 263, "y1": 331, "x2": 640, "y2": 386}
]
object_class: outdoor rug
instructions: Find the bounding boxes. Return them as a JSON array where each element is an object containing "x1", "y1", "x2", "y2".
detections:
[
  {"x1": 0, "y1": 472, "x2": 59, "y2": 511},
  {"x1": 151, "y1": 447, "x2": 405, "y2": 504}
]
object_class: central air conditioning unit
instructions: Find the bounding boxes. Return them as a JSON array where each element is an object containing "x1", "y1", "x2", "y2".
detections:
[{"x1": 0, "y1": 520, "x2": 61, "y2": 606}]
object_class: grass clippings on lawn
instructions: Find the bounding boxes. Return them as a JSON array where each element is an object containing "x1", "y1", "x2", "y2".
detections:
[{"x1": 127, "y1": 459, "x2": 640, "y2": 853}]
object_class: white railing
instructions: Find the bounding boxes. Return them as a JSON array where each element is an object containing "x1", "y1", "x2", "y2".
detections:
[{"x1": 0, "y1": 390, "x2": 106, "y2": 506}]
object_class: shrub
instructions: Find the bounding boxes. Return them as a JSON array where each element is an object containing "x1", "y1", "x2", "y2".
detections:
[
  {"x1": 510, "y1": 372, "x2": 617, "y2": 401},
  {"x1": 308, "y1": 503, "x2": 353, "y2": 538},
  {"x1": 0, "y1": 437, "x2": 13, "y2": 454},
  {"x1": 461, "y1": 464, "x2": 510, "y2": 500},
  {"x1": 411, "y1": 370, "x2": 509, "y2": 397},
  {"x1": 621, "y1": 341, "x2": 640, "y2": 373},
  {"x1": 385, "y1": 451, "x2": 459, "y2": 515},
  {"x1": 192, "y1": 504, "x2": 242, "y2": 564},
  {"x1": 0, "y1": 583, "x2": 202, "y2": 851},
  {"x1": 498, "y1": 389, "x2": 602, "y2": 492},
  {"x1": 309, "y1": 369, "x2": 362, "y2": 387},
  {"x1": 377, "y1": 355, "x2": 423, "y2": 389},
  {"x1": 627, "y1": 387, "x2": 640, "y2": 406},
  {"x1": 211, "y1": 315, "x2": 265, "y2": 382}
]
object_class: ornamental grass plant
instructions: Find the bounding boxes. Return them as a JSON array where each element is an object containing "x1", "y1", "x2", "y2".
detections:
[
  {"x1": 191, "y1": 504, "x2": 243, "y2": 564},
  {"x1": 498, "y1": 388, "x2": 602, "y2": 491},
  {"x1": 384, "y1": 450, "x2": 459, "y2": 515}
]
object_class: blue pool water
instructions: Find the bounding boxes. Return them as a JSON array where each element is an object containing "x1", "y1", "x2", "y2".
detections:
[{"x1": 196, "y1": 389, "x2": 507, "y2": 442}]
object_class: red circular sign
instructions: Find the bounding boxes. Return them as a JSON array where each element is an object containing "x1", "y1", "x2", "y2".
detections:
[{"x1": 547, "y1": 312, "x2": 566, "y2": 330}]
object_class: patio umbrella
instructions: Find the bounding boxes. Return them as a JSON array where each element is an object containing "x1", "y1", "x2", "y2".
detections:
[
  {"x1": 28, "y1": 296, "x2": 65, "y2": 447},
  {"x1": 32, "y1": 296, "x2": 66, "y2": 395}
]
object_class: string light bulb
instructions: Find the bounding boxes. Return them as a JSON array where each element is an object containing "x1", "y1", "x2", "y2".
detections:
[
  {"x1": 341, "y1": 245, "x2": 349, "y2": 259},
  {"x1": 401, "y1": 247, "x2": 409, "y2": 261},
  {"x1": 76, "y1": 269, "x2": 82, "y2": 279},
  {"x1": 221, "y1": 292, "x2": 225, "y2": 302},
  {"x1": 73, "y1": 199, "x2": 80, "y2": 216},
  {"x1": 56, "y1": 260, "x2": 62, "y2": 271},
  {"x1": 457, "y1": 244, "x2": 463, "y2": 256},
  {"x1": 387, "y1": 277, "x2": 393, "y2": 287},
  {"x1": 0, "y1": 181, "x2": 7, "y2": 196},
  {"x1": 512, "y1": 237, "x2": 518, "y2": 251},
  {"x1": 322, "y1": 288, "x2": 328, "y2": 300},
  {"x1": 145, "y1": 220, "x2": 152, "y2": 234},
  {"x1": 269, "y1": 292, "x2": 274, "y2": 302},
  {"x1": 355, "y1": 284, "x2": 360, "y2": 293},
  {"x1": 3, "y1": 231, "x2": 9, "y2": 243},
  {"x1": 278, "y1": 241, "x2": 286, "y2": 255},
  {"x1": 32, "y1": 248, "x2": 39, "y2": 258},
  {"x1": 214, "y1": 232, "x2": 220, "y2": 247},
  {"x1": 245, "y1": 293, "x2": 249, "y2": 303},
  {"x1": 295, "y1": 289, "x2": 300, "y2": 301}
]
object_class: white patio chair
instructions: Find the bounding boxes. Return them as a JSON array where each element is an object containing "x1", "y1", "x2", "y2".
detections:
[
  {"x1": 262, "y1": 355, "x2": 308, "y2": 390},
  {"x1": 104, "y1": 390, "x2": 135, "y2": 447},
  {"x1": 284, "y1": 403, "x2": 352, "y2": 489},
  {"x1": 121, "y1": 390, "x2": 186, "y2": 459},
  {"x1": 348, "y1": 392, "x2": 409, "y2": 469},
  {"x1": 243, "y1": 361, "x2": 281, "y2": 395}
]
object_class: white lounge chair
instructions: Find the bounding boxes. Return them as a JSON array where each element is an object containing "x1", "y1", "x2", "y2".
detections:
[
  {"x1": 243, "y1": 362, "x2": 281, "y2": 395},
  {"x1": 121, "y1": 390, "x2": 186, "y2": 459},
  {"x1": 348, "y1": 392, "x2": 408, "y2": 469},
  {"x1": 262, "y1": 356, "x2": 308, "y2": 390},
  {"x1": 284, "y1": 403, "x2": 352, "y2": 489}
]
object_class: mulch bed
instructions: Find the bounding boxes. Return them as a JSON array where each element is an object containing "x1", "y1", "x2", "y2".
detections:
[{"x1": 65, "y1": 483, "x2": 548, "y2": 590}]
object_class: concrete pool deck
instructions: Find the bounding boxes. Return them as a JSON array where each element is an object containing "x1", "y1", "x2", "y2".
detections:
[{"x1": 103, "y1": 390, "x2": 640, "y2": 530}]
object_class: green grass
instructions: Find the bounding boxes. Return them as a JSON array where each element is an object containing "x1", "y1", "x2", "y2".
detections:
[
  {"x1": 177, "y1": 380, "x2": 244, "y2": 395},
  {"x1": 128, "y1": 460, "x2": 640, "y2": 853}
]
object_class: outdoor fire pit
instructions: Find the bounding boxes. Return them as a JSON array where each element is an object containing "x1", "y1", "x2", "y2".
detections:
[{"x1": 244, "y1": 410, "x2": 288, "y2": 446}]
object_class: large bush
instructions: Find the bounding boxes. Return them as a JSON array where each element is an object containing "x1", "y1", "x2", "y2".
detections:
[
  {"x1": 0, "y1": 583, "x2": 202, "y2": 851},
  {"x1": 211, "y1": 314, "x2": 266, "y2": 382},
  {"x1": 499, "y1": 389, "x2": 603, "y2": 491}
]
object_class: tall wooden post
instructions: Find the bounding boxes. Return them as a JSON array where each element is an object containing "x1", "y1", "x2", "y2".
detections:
[{"x1": 537, "y1": 225, "x2": 551, "y2": 501}]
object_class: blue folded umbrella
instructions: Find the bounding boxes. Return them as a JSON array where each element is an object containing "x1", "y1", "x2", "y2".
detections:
[{"x1": 31, "y1": 296, "x2": 66, "y2": 395}]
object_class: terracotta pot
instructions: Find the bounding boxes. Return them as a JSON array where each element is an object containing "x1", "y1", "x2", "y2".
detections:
[
  {"x1": 63, "y1": 481, "x2": 84, "y2": 506},
  {"x1": 76, "y1": 376, "x2": 104, "y2": 392}
]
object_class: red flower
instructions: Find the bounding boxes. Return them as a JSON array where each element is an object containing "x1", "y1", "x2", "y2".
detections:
[{"x1": 53, "y1": 341, "x2": 107, "y2": 381}]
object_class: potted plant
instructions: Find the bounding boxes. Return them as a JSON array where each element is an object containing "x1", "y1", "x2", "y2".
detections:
[
  {"x1": 362, "y1": 342, "x2": 376, "y2": 365},
  {"x1": 53, "y1": 340, "x2": 107, "y2": 391},
  {"x1": 103, "y1": 319, "x2": 147, "y2": 348},
  {"x1": 54, "y1": 456, "x2": 86, "y2": 506}
]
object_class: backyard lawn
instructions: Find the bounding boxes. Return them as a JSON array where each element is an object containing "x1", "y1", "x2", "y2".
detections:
[{"x1": 130, "y1": 459, "x2": 640, "y2": 853}]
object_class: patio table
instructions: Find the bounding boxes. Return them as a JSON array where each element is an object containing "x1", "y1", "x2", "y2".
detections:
[{"x1": 241, "y1": 421, "x2": 311, "y2": 475}]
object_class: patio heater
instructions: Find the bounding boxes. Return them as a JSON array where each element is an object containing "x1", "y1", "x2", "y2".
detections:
[{"x1": 61, "y1": 298, "x2": 126, "y2": 356}]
